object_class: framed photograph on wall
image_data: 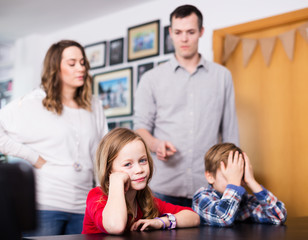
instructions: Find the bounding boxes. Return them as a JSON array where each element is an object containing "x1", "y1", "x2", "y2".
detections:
[
  {"x1": 109, "y1": 38, "x2": 124, "y2": 65},
  {"x1": 137, "y1": 62, "x2": 154, "y2": 83},
  {"x1": 93, "y1": 67, "x2": 133, "y2": 118},
  {"x1": 127, "y1": 20, "x2": 160, "y2": 62},
  {"x1": 0, "y1": 79, "x2": 13, "y2": 109},
  {"x1": 84, "y1": 41, "x2": 106, "y2": 69},
  {"x1": 119, "y1": 120, "x2": 133, "y2": 130},
  {"x1": 164, "y1": 25, "x2": 175, "y2": 54},
  {"x1": 158, "y1": 59, "x2": 169, "y2": 65}
]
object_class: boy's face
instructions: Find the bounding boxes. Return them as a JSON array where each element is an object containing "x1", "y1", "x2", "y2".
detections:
[{"x1": 205, "y1": 169, "x2": 228, "y2": 194}]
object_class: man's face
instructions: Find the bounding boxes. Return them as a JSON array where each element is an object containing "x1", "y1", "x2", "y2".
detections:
[{"x1": 169, "y1": 13, "x2": 204, "y2": 60}]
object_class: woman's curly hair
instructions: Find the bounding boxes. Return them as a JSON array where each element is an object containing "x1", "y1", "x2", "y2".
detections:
[{"x1": 41, "y1": 40, "x2": 92, "y2": 114}]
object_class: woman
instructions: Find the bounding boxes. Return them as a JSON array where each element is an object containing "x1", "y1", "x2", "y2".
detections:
[{"x1": 0, "y1": 40, "x2": 108, "y2": 236}]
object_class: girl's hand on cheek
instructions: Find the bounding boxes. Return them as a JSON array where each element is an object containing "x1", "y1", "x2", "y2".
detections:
[{"x1": 110, "y1": 172, "x2": 131, "y2": 192}]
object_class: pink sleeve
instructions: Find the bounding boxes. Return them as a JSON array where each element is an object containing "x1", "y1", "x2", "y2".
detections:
[
  {"x1": 82, "y1": 187, "x2": 109, "y2": 234},
  {"x1": 154, "y1": 197, "x2": 194, "y2": 215}
]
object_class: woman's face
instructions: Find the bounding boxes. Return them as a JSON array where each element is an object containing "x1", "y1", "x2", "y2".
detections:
[{"x1": 60, "y1": 46, "x2": 86, "y2": 91}]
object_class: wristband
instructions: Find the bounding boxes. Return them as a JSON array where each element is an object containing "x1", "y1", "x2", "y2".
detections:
[
  {"x1": 162, "y1": 213, "x2": 176, "y2": 229},
  {"x1": 155, "y1": 217, "x2": 166, "y2": 229}
]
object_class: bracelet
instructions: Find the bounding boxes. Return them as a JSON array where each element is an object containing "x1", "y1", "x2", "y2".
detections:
[
  {"x1": 161, "y1": 213, "x2": 176, "y2": 229},
  {"x1": 155, "y1": 217, "x2": 166, "y2": 229}
]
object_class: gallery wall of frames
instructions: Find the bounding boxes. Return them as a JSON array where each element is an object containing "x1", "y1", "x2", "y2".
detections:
[{"x1": 84, "y1": 20, "x2": 175, "y2": 131}]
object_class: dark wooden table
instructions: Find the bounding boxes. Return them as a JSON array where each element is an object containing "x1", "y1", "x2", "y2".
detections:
[{"x1": 23, "y1": 217, "x2": 308, "y2": 240}]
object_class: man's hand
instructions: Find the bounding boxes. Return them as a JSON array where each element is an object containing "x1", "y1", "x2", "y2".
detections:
[
  {"x1": 155, "y1": 140, "x2": 177, "y2": 161},
  {"x1": 221, "y1": 151, "x2": 244, "y2": 186}
]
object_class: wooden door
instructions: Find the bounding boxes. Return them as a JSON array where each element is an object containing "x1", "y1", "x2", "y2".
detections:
[{"x1": 213, "y1": 8, "x2": 308, "y2": 217}]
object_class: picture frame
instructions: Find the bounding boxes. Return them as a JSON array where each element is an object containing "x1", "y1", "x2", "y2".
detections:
[
  {"x1": 107, "y1": 120, "x2": 133, "y2": 131},
  {"x1": 119, "y1": 120, "x2": 133, "y2": 130},
  {"x1": 84, "y1": 41, "x2": 106, "y2": 69},
  {"x1": 109, "y1": 38, "x2": 124, "y2": 65},
  {"x1": 0, "y1": 79, "x2": 13, "y2": 109},
  {"x1": 164, "y1": 25, "x2": 175, "y2": 54},
  {"x1": 127, "y1": 20, "x2": 160, "y2": 62},
  {"x1": 137, "y1": 62, "x2": 154, "y2": 83},
  {"x1": 158, "y1": 59, "x2": 169, "y2": 65},
  {"x1": 107, "y1": 122, "x2": 117, "y2": 131},
  {"x1": 93, "y1": 67, "x2": 133, "y2": 118}
]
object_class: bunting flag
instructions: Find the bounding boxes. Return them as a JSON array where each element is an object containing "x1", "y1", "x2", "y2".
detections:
[
  {"x1": 259, "y1": 37, "x2": 276, "y2": 66},
  {"x1": 222, "y1": 34, "x2": 240, "y2": 63},
  {"x1": 242, "y1": 38, "x2": 257, "y2": 67},
  {"x1": 278, "y1": 29, "x2": 296, "y2": 61},
  {"x1": 222, "y1": 21, "x2": 308, "y2": 66},
  {"x1": 297, "y1": 22, "x2": 308, "y2": 43}
]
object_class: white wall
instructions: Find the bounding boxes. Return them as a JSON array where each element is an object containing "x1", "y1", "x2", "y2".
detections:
[{"x1": 12, "y1": 0, "x2": 308, "y2": 104}]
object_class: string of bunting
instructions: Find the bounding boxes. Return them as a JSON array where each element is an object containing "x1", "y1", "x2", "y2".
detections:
[{"x1": 222, "y1": 21, "x2": 308, "y2": 67}]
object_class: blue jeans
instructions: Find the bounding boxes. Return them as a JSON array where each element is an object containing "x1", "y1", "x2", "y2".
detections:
[
  {"x1": 154, "y1": 192, "x2": 192, "y2": 207},
  {"x1": 22, "y1": 210, "x2": 84, "y2": 237}
]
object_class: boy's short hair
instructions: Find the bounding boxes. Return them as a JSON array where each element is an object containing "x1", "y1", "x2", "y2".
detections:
[
  {"x1": 170, "y1": 4, "x2": 203, "y2": 31},
  {"x1": 205, "y1": 143, "x2": 243, "y2": 177}
]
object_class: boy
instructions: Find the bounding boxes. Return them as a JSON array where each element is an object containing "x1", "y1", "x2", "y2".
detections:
[{"x1": 192, "y1": 143, "x2": 287, "y2": 227}]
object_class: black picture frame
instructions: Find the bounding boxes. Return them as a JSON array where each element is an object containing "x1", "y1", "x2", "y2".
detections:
[
  {"x1": 119, "y1": 120, "x2": 133, "y2": 130},
  {"x1": 93, "y1": 67, "x2": 133, "y2": 118},
  {"x1": 84, "y1": 41, "x2": 106, "y2": 69},
  {"x1": 109, "y1": 38, "x2": 124, "y2": 65},
  {"x1": 107, "y1": 120, "x2": 133, "y2": 131},
  {"x1": 127, "y1": 20, "x2": 160, "y2": 62},
  {"x1": 164, "y1": 25, "x2": 175, "y2": 54},
  {"x1": 137, "y1": 62, "x2": 154, "y2": 83},
  {"x1": 0, "y1": 79, "x2": 12, "y2": 109}
]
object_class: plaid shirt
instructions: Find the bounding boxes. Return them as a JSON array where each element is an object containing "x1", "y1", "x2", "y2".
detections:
[{"x1": 192, "y1": 184, "x2": 287, "y2": 227}]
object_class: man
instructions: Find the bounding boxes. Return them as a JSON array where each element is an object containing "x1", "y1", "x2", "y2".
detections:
[{"x1": 134, "y1": 5, "x2": 239, "y2": 207}]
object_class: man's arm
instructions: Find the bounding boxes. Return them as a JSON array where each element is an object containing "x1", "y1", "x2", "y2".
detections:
[
  {"x1": 136, "y1": 128, "x2": 176, "y2": 161},
  {"x1": 221, "y1": 70, "x2": 239, "y2": 145}
]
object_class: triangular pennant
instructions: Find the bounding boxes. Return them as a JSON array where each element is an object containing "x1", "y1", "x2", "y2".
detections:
[
  {"x1": 297, "y1": 22, "x2": 308, "y2": 43},
  {"x1": 222, "y1": 34, "x2": 240, "y2": 63},
  {"x1": 259, "y1": 37, "x2": 276, "y2": 66},
  {"x1": 278, "y1": 29, "x2": 296, "y2": 61},
  {"x1": 242, "y1": 38, "x2": 258, "y2": 67}
]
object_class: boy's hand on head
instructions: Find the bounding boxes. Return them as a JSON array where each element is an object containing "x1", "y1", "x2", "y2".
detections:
[
  {"x1": 221, "y1": 151, "x2": 244, "y2": 186},
  {"x1": 110, "y1": 172, "x2": 131, "y2": 193},
  {"x1": 243, "y1": 153, "x2": 262, "y2": 193}
]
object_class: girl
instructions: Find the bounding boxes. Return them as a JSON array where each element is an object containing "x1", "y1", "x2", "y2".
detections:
[{"x1": 82, "y1": 128, "x2": 200, "y2": 234}]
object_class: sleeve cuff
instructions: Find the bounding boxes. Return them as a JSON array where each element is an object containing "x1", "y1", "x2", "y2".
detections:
[
  {"x1": 226, "y1": 184, "x2": 246, "y2": 196},
  {"x1": 254, "y1": 185, "x2": 268, "y2": 200}
]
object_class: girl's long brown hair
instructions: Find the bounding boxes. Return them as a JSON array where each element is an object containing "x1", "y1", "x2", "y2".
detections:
[
  {"x1": 96, "y1": 128, "x2": 160, "y2": 223},
  {"x1": 41, "y1": 40, "x2": 92, "y2": 115}
]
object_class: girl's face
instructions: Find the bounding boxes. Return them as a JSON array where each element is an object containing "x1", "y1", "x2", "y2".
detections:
[
  {"x1": 60, "y1": 46, "x2": 86, "y2": 91},
  {"x1": 111, "y1": 140, "x2": 150, "y2": 191}
]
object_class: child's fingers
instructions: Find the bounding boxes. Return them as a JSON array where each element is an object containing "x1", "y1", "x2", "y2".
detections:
[
  {"x1": 227, "y1": 151, "x2": 233, "y2": 164},
  {"x1": 140, "y1": 222, "x2": 151, "y2": 231},
  {"x1": 233, "y1": 151, "x2": 239, "y2": 163},
  {"x1": 239, "y1": 153, "x2": 244, "y2": 167},
  {"x1": 131, "y1": 220, "x2": 142, "y2": 231}
]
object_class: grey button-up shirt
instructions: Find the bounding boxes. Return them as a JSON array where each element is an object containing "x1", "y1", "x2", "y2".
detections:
[{"x1": 134, "y1": 55, "x2": 239, "y2": 198}]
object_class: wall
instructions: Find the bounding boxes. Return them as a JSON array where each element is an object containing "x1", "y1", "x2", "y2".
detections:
[{"x1": 12, "y1": 0, "x2": 308, "y2": 101}]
